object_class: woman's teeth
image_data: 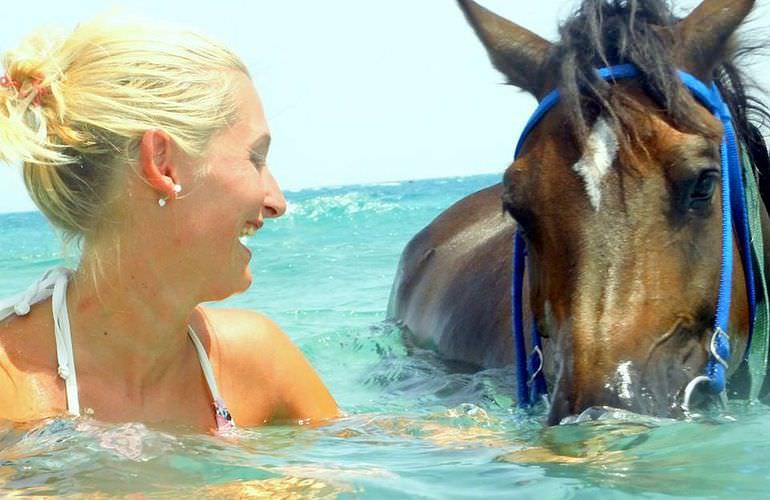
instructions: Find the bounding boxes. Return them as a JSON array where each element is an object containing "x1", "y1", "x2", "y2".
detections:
[
  {"x1": 238, "y1": 224, "x2": 258, "y2": 245},
  {"x1": 240, "y1": 224, "x2": 257, "y2": 237}
]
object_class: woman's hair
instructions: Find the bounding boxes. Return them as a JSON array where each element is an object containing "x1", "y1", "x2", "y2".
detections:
[{"x1": 0, "y1": 16, "x2": 249, "y2": 243}]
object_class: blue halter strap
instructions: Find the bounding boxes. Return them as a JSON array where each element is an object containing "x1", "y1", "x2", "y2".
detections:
[{"x1": 511, "y1": 63, "x2": 756, "y2": 408}]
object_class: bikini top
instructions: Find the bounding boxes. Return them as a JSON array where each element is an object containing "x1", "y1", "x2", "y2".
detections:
[{"x1": 0, "y1": 267, "x2": 235, "y2": 432}]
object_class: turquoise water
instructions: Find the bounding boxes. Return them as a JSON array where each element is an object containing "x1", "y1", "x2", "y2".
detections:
[{"x1": 2, "y1": 174, "x2": 770, "y2": 497}]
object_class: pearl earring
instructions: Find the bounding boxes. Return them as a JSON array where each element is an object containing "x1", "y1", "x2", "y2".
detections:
[{"x1": 158, "y1": 184, "x2": 182, "y2": 208}]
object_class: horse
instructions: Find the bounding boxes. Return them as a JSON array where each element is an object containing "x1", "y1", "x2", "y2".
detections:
[{"x1": 388, "y1": 0, "x2": 770, "y2": 425}]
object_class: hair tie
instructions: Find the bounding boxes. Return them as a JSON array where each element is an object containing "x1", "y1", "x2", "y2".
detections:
[
  {"x1": 0, "y1": 75, "x2": 20, "y2": 91},
  {"x1": 29, "y1": 78, "x2": 49, "y2": 106},
  {"x1": 1, "y1": 74, "x2": 49, "y2": 106}
]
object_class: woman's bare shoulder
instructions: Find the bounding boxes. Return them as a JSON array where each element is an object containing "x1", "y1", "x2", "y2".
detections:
[
  {"x1": 198, "y1": 306, "x2": 338, "y2": 424},
  {"x1": 0, "y1": 303, "x2": 56, "y2": 371},
  {"x1": 0, "y1": 319, "x2": 18, "y2": 411},
  {"x1": 199, "y1": 307, "x2": 286, "y2": 357},
  {"x1": 0, "y1": 307, "x2": 61, "y2": 421},
  {"x1": 198, "y1": 306, "x2": 311, "y2": 384}
]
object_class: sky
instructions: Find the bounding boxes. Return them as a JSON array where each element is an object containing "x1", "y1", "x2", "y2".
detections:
[{"x1": 1, "y1": 0, "x2": 768, "y2": 213}]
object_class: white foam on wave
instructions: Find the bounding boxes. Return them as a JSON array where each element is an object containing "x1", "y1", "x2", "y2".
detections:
[{"x1": 286, "y1": 192, "x2": 398, "y2": 220}]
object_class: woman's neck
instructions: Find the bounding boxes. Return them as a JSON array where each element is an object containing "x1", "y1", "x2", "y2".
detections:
[{"x1": 67, "y1": 247, "x2": 203, "y2": 391}]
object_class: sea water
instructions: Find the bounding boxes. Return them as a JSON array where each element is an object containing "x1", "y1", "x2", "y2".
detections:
[{"x1": 1, "y1": 174, "x2": 770, "y2": 498}]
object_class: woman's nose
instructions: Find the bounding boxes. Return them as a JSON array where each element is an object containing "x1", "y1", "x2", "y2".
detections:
[{"x1": 263, "y1": 167, "x2": 287, "y2": 218}]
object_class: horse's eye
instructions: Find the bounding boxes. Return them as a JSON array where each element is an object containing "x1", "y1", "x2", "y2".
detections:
[
  {"x1": 689, "y1": 170, "x2": 719, "y2": 213},
  {"x1": 502, "y1": 193, "x2": 533, "y2": 230}
]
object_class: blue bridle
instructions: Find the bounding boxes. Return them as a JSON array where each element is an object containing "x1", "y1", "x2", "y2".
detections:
[{"x1": 511, "y1": 63, "x2": 757, "y2": 409}]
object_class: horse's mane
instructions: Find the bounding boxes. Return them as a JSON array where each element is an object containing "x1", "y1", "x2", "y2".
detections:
[{"x1": 549, "y1": 0, "x2": 770, "y2": 200}]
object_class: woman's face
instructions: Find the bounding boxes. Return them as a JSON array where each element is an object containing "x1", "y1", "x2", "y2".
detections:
[{"x1": 174, "y1": 72, "x2": 286, "y2": 300}]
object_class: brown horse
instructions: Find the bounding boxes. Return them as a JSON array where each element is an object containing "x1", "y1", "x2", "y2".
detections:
[{"x1": 388, "y1": 0, "x2": 770, "y2": 424}]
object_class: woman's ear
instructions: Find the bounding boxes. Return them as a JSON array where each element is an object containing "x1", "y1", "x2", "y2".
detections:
[{"x1": 139, "y1": 129, "x2": 179, "y2": 200}]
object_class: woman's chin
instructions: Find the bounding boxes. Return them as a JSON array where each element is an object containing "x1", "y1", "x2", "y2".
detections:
[
  {"x1": 204, "y1": 269, "x2": 253, "y2": 302},
  {"x1": 226, "y1": 271, "x2": 253, "y2": 297},
  {"x1": 238, "y1": 270, "x2": 253, "y2": 292}
]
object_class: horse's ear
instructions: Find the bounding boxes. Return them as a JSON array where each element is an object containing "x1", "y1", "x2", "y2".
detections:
[
  {"x1": 457, "y1": 0, "x2": 552, "y2": 99},
  {"x1": 676, "y1": 0, "x2": 755, "y2": 81}
]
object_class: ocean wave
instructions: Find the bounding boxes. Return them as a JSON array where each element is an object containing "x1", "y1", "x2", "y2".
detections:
[
  {"x1": 369, "y1": 181, "x2": 403, "y2": 187},
  {"x1": 285, "y1": 192, "x2": 399, "y2": 220}
]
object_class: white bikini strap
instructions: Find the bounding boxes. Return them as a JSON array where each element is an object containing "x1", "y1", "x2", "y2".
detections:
[
  {"x1": 187, "y1": 325, "x2": 224, "y2": 402},
  {"x1": 51, "y1": 270, "x2": 80, "y2": 416},
  {"x1": 0, "y1": 267, "x2": 80, "y2": 416},
  {"x1": 0, "y1": 267, "x2": 66, "y2": 321}
]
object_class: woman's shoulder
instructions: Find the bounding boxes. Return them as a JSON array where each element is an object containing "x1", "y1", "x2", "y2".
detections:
[
  {"x1": 197, "y1": 306, "x2": 338, "y2": 424},
  {"x1": 201, "y1": 307, "x2": 278, "y2": 337},
  {"x1": 199, "y1": 306, "x2": 323, "y2": 387},
  {"x1": 0, "y1": 302, "x2": 62, "y2": 421},
  {"x1": 0, "y1": 301, "x2": 57, "y2": 374},
  {"x1": 199, "y1": 307, "x2": 289, "y2": 361}
]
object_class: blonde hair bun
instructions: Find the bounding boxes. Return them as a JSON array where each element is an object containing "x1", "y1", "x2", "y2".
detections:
[{"x1": 0, "y1": 15, "x2": 248, "y2": 241}]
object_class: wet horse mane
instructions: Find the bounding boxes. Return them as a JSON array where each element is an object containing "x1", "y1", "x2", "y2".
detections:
[{"x1": 546, "y1": 0, "x2": 770, "y2": 200}]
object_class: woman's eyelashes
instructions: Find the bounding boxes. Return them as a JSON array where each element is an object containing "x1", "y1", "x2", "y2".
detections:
[{"x1": 249, "y1": 151, "x2": 267, "y2": 170}]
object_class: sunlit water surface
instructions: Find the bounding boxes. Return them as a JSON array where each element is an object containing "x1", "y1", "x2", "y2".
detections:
[{"x1": 2, "y1": 174, "x2": 770, "y2": 498}]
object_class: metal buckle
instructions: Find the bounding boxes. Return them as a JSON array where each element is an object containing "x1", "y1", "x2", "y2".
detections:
[
  {"x1": 682, "y1": 375, "x2": 711, "y2": 413},
  {"x1": 709, "y1": 327, "x2": 729, "y2": 369},
  {"x1": 681, "y1": 327, "x2": 730, "y2": 412}
]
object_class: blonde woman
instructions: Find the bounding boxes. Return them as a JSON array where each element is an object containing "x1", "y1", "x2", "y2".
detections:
[{"x1": 0, "y1": 19, "x2": 338, "y2": 432}]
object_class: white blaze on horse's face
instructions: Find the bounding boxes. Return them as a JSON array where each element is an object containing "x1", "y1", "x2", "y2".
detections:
[{"x1": 571, "y1": 117, "x2": 619, "y2": 210}]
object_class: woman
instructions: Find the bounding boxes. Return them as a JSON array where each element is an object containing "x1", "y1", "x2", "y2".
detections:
[{"x1": 0, "y1": 18, "x2": 338, "y2": 432}]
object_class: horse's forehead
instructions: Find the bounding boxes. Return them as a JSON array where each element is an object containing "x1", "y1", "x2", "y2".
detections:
[
  {"x1": 570, "y1": 117, "x2": 618, "y2": 211},
  {"x1": 522, "y1": 96, "x2": 722, "y2": 206}
]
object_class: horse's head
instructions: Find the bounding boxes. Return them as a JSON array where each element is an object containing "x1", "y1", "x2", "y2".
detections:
[{"x1": 460, "y1": 0, "x2": 761, "y2": 423}]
